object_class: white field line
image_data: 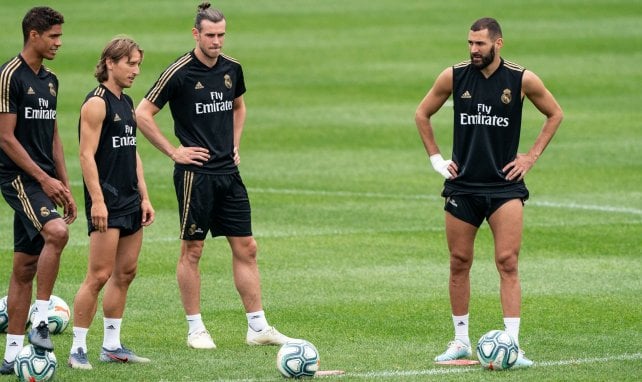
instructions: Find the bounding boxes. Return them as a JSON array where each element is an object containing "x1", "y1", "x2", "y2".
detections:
[
  {"x1": 249, "y1": 187, "x2": 642, "y2": 216},
  {"x1": 348, "y1": 353, "x2": 642, "y2": 379}
]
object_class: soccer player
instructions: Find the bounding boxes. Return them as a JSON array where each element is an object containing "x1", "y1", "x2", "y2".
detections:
[
  {"x1": 415, "y1": 17, "x2": 563, "y2": 368},
  {"x1": 67, "y1": 37, "x2": 154, "y2": 370},
  {"x1": 135, "y1": 2, "x2": 292, "y2": 349},
  {"x1": 0, "y1": 6, "x2": 77, "y2": 374}
]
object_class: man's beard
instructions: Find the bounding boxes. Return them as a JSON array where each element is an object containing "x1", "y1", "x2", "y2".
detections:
[{"x1": 471, "y1": 46, "x2": 495, "y2": 70}]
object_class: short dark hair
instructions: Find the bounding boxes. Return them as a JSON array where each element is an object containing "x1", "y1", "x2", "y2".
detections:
[
  {"x1": 194, "y1": 2, "x2": 225, "y2": 31},
  {"x1": 470, "y1": 17, "x2": 502, "y2": 41},
  {"x1": 22, "y1": 6, "x2": 64, "y2": 44}
]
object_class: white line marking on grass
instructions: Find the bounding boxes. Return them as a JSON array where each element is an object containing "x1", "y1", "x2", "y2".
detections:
[
  {"x1": 250, "y1": 187, "x2": 642, "y2": 215},
  {"x1": 348, "y1": 353, "x2": 642, "y2": 379}
]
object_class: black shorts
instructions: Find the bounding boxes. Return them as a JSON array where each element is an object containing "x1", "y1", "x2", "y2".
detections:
[
  {"x1": 444, "y1": 195, "x2": 526, "y2": 228},
  {"x1": 174, "y1": 169, "x2": 252, "y2": 240},
  {"x1": 87, "y1": 208, "x2": 142, "y2": 237},
  {"x1": 0, "y1": 175, "x2": 62, "y2": 255}
]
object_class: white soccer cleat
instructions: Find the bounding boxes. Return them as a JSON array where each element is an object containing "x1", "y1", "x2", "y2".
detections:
[
  {"x1": 246, "y1": 325, "x2": 292, "y2": 346},
  {"x1": 512, "y1": 349, "x2": 534, "y2": 369},
  {"x1": 434, "y1": 339, "x2": 472, "y2": 362},
  {"x1": 187, "y1": 329, "x2": 216, "y2": 349}
]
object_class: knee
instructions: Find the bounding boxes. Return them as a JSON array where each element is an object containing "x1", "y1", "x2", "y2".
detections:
[
  {"x1": 496, "y1": 252, "x2": 519, "y2": 276},
  {"x1": 234, "y1": 238, "x2": 258, "y2": 262},
  {"x1": 41, "y1": 220, "x2": 69, "y2": 250},
  {"x1": 12, "y1": 258, "x2": 38, "y2": 283},
  {"x1": 449, "y1": 251, "x2": 472, "y2": 274},
  {"x1": 181, "y1": 241, "x2": 205, "y2": 264},
  {"x1": 113, "y1": 265, "x2": 138, "y2": 286}
]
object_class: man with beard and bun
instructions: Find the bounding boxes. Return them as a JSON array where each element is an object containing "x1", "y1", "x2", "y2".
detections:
[
  {"x1": 415, "y1": 17, "x2": 563, "y2": 367},
  {"x1": 68, "y1": 37, "x2": 153, "y2": 370},
  {"x1": 0, "y1": 6, "x2": 76, "y2": 374},
  {"x1": 136, "y1": 2, "x2": 293, "y2": 350}
]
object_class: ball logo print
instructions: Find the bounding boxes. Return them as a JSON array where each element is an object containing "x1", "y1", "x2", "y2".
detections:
[
  {"x1": 276, "y1": 340, "x2": 320, "y2": 378},
  {"x1": 476, "y1": 330, "x2": 519, "y2": 370},
  {"x1": 13, "y1": 344, "x2": 57, "y2": 382}
]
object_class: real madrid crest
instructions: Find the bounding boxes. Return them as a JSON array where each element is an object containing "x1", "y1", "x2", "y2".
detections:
[
  {"x1": 224, "y1": 74, "x2": 232, "y2": 89},
  {"x1": 501, "y1": 89, "x2": 511, "y2": 104},
  {"x1": 48, "y1": 83, "x2": 57, "y2": 97},
  {"x1": 40, "y1": 206, "x2": 50, "y2": 217}
]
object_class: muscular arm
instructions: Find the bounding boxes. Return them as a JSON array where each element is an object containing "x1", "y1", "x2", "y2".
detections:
[
  {"x1": 79, "y1": 97, "x2": 108, "y2": 231},
  {"x1": 135, "y1": 99, "x2": 209, "y2": 165},
  {"x1": 0, "y1": 112, "x2": 74, "y2": 212},
  {"x1": 232, "y1": 95, "x2": 246, "y2": 165},
  {"x1": 135, "y1": 151, "x2": 154, "y2": 227},
  {"x1": 415, "y1": 67, "x2": 458, "y2": 178},
  {"x1": 503, "y1": 70, "x2": 564, "y2": 181}
]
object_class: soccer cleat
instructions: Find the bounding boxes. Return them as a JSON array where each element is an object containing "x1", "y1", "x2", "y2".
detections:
[
  {"x1": 512, "y1": 349, "x2": 534, "y2": 369},
  {"x1": 0, "y1": 360, "x2": 14, "y2": 375},
  {"x1": 187, "y1": 329, "x2": 216, "y2": 349},
  {"x1": 99, "y1": 345, "x2": 151, "y2": 363},
  {"x1": 29, "y1": 321, "x2": 54, "y2": 351},
  {"x1": 434, "y1": 339, "x2": 472, "y2": 362},
  {"x1": 68, "y1": 347, "x2": 92, "y2": 370},
  {"x1": 246, "y1": 325, "x2": 292, "y2": 346}
]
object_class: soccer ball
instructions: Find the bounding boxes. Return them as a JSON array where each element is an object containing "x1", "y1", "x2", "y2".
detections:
[
  {"x1": 476, "y1": 330, "x2": 519, "y2": 370},
  {"x1": 28, "y1": 295, "x2": 71, "y2": 334},
  {"x1": 0, "y1": 296, "x2": 8, "y2": 333},
  {"x1": 276, "y1": 340, "x2": 320, "y2": 378},
  {"x1": 14, "y1": 344, "x2": 57, "y2": 382}
]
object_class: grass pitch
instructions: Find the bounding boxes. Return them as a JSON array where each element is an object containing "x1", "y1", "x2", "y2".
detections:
[{"x1": 1, "y1": 0, "x2": 641, "y2": 381}]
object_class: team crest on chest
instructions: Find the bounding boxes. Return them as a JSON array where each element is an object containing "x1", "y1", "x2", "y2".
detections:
[
  {"x1": 501, "y1": 89, "x2": 511, "y2": 104},
  {"x1": 224, "y1": 74, "x2": 232, "y2": 89},
  {"x1": 48, "y1": 83, "x2": 56, "y2": 97}
]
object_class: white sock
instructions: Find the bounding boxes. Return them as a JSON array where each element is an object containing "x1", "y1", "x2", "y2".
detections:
[
  {"x1": 246, "y1": 310, "x2": 267, "y2": 332},
  {"x1": 3, "y1": 335, "x2": 24, "y2": 362},
  {"x1": 34, "y1": 299, "x2": 49, "y2": 326},
  {"x1": 102, "y1": 317, "x2": 122, "y2": 350},
  {"x1": 504, "y1": 317, "x2": 521, "y2": 347},
  {"x1": 71, "y1": 327, "x2": 89, "y2": 354},
  {"x1": 186, "y1": 314, "x2": 206, "y2": 335},
  {"x1": 453, "y1": 313, "x2": 470, "y2": 346}
]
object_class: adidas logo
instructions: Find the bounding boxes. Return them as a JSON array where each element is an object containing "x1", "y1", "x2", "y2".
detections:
[
  {"x1": 8, "y1": 341, "x2": 18, "y2": 347},
  {"x1": 113, "y1": 113, "x2": 121, "y2": 122},
  {"x1": 106, "y1": 325, "x2": 116, "y2": 330},
  {"x1": 195, "y1": 81, "x2": 204, "y2": 90},
  {"x1": 456, "y1": 321, "x2": 466, "y2": 327},
  {"x1": 448, "y1": 198, "x2": 458, "y2": 208},
  {"x1": 27, "y1": 87, "x2": 35, "y2": 95},
  {"x1": 461, "y1": 90, "x2": 471, "y2": 99}
]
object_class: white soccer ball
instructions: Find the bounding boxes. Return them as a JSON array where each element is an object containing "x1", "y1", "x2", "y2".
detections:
[
  {"x1": 476, "y1": 329, "x2": 519, "y2": 370},
  {"x1": 14, "y1": 344, "x2": 57, "y2": 382},
  {"x1": 28, "y1": 295, "x2": 71, "y2": 334},
  {"x1": 276, "y1": 339, "x2": 320, "y2": 378},
  {"x1": 0, "y1": 296, "x2": 8, "y2": 333}
]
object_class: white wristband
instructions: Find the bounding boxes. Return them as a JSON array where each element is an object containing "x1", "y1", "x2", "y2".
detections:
[{"x1": 429, "y1": 154, "x2": 453, "y2": 179}]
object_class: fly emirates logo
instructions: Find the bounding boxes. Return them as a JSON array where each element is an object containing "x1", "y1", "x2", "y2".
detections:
[
  {"x1": 195, "y1": 91, "x2": 233, "y2": 115},
  {"x1": 24, "y1": 98, "x2": 56, "y2": 120},
  {"x1": 112, "y1": 124, "x2": 136, "y2": 148},
  {"x1": 460, "y1": 103, "x2": 509, "y2": 127}
]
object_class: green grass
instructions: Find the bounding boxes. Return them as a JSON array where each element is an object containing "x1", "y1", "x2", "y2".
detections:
[{"x1": 1, "y1": 0, "x2": 641, "y2": 381}]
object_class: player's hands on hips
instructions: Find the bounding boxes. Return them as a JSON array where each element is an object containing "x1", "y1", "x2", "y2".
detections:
[
  {"x1": 503, "y1": 153, "x2": 536, "y2": 181},
  {"x1": 171, "y1": 145, "x2": 210, "y2": 166},
  {"x1": 430, "y1": 154, "x2": 457, "y2": 179}
]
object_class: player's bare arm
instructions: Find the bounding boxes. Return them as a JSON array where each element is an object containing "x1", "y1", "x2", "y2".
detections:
[
  {"x1": 79, "y1": 96, "x2": 108, "y2": 231},
  {"x1": 52, "y1": 121, "x2": 77, "y2": 223},
  {"x1": 0, "y1": 112, "x2": 73, "y2": 210},
  {"x1": 135, "y1": 99, "x2": 210, "y2": 165},
  {"x1": 232, "y1": 95, "x2": 246, "y2": 166},
  {"x1": 415, "y1": 67, "x2": 459, "y2": 178},
  {"x1": 503, "y1": 70, "x2": 563, "y2": 181},
  {"x1": 136, "y1": 151, "x2": 155, "y2": 227}
]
